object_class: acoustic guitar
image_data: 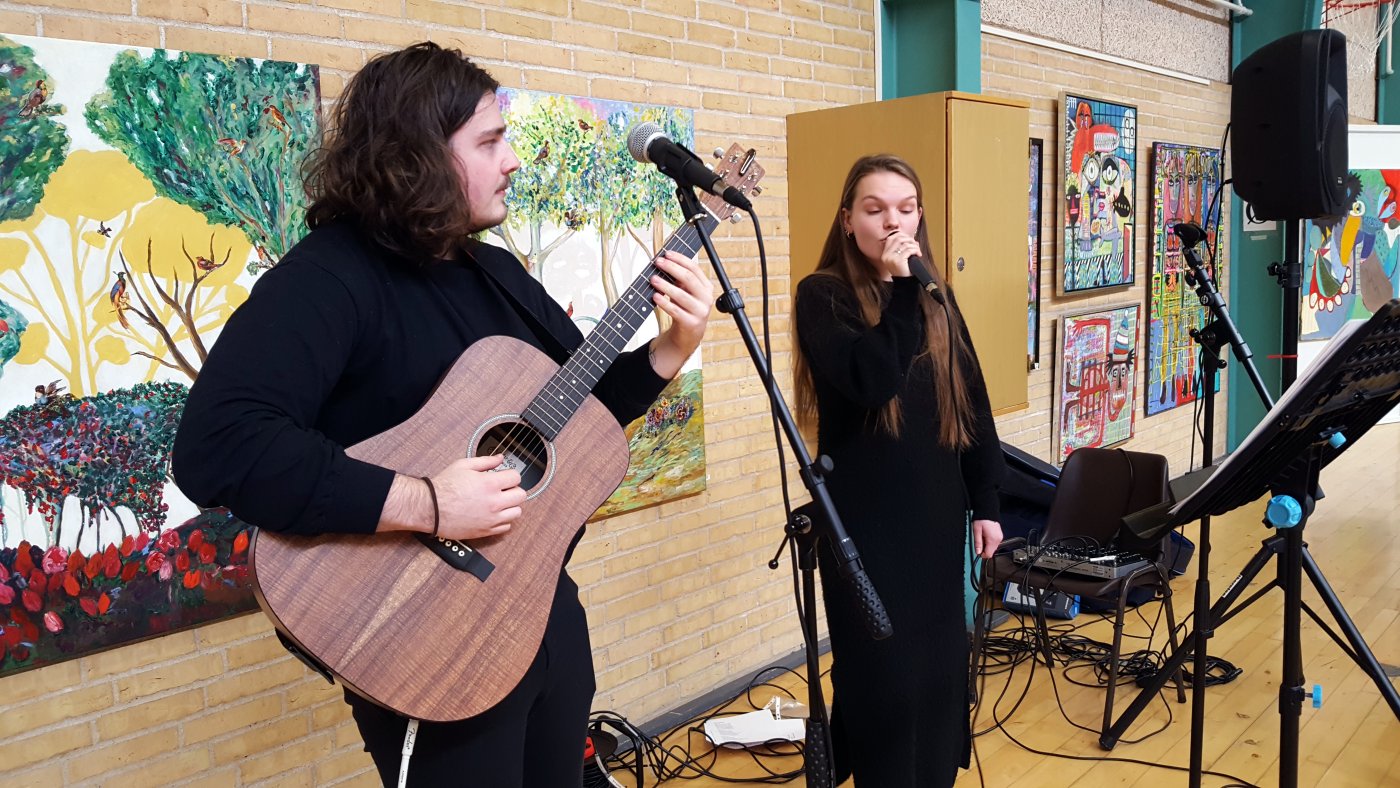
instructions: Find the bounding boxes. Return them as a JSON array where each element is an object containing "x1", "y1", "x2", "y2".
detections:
[{"x1": 249, "y1": 144, "x2": 765, "y2": 721}]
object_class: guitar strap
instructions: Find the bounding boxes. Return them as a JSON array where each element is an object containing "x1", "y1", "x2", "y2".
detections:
[{"x1": 470, "y1": 249, "x2": 574, "y2": 366}]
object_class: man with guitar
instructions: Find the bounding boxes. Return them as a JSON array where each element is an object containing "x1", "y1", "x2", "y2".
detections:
[{"x1": 173, "y1": 42, "x2": 714, "y2": 786}]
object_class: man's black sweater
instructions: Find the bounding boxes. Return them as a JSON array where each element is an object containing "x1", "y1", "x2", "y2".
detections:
[{"x1": 172, "y1": 222, "x2": 668, "y2": 536}]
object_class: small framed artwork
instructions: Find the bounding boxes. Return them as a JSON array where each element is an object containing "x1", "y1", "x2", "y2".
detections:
[
  {"x1": 1055, "y1": 303, "x2": 1141, "y2": 462},
  {"x1": 1060, "y1": 93, "x2": 1138, "y2": 293}
]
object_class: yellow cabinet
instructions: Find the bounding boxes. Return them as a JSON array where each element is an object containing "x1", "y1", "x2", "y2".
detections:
[{"x1": 787, "y1": 91, "x2": 1030, "y2": 414}]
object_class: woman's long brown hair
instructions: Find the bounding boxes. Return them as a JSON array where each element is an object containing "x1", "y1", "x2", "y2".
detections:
[
  {"x1": 302, "y1": 42, "x2": 499, "y2": 263},
  {"x1": 793, "y1": 154, "x2": 976, "y2": 450}
]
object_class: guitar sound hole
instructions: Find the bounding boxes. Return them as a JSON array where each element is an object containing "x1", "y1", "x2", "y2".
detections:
[{"x1": 476, "y1": 420, "x2": 548, "y2": 491}]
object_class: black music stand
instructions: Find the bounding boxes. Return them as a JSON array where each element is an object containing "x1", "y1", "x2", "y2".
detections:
[{"x1": 1102, "y1": 300, "x2": 1400, "y2": 788}]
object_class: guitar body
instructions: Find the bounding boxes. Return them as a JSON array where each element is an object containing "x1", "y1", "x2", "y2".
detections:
[{"x1": 249, "y1": 335, "x2": 630, "y2": 721}]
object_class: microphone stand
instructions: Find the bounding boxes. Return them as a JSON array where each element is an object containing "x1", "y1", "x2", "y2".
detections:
[
  {"x1": 672, "y1": 185, "x2": 893, "y2": 788},
  {"x1": 1100, "y1": 232, "x2": 1274, "y2": 781},
  {"x1": 1175, "y1": 239, "x2": 1272, "y2": 786}
]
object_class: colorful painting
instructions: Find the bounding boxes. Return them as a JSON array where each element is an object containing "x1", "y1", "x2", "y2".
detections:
[
  {"x1": 1302, "y1": 169, "x2": 1400, "y2": 340},
  {"x1": 1055, "y1": 304, "x2": 1140, "y2": 462},
  {"x1": 1146, "y1": 143, "x2": 1225, "y2": 416},
  {"x1": 489, "y1": 89, "x2": 706, "y2": 519},
  {"x1": 1029, "y1": 138, "x2": 1043, "y2": 366},
  {"x1": 1060, "y1": 93, "x2": 1137, "y2": 293},
  {"x1": 0, "y1": 34, "x2": 320, "y2": 675}
]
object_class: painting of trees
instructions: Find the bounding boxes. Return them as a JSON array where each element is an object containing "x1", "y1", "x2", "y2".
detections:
[
  {"x1": 0, "y1": 381, "x2": 187, "y2": 543},
  {"x1": 85, "y1": 50, "x2": 319, "y2": 272},
  {"x1": 494, "y1": 93, "x2": 600, "y2": 280},
  {"x1": 590, "y1": 104, "x2": 688, "y2": 316},
  {"x1": 496, "y1": 90, "x2": 688, "y2": 309},
  {"x1": 113, "y1": 199, "x2": 251, "y2": 381},
  {"x1": 0, "y1": 34, "x2": 322, "y2": 677},
  {"x1": 0, "y1": 36, "x2": 69, "y2": 224},
  {"x1": 0, "y1": 151, "x2": 157, "y2": 398}
]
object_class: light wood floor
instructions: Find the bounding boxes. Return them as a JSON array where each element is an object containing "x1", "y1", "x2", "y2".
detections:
[{"x1": 609, "y1": 423, "x2": 1400, "y2": 787}]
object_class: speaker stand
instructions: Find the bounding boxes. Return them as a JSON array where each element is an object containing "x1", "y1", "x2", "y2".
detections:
[{"x1": 1266, "y1": 219, "x2": 1302, "y2": 388}]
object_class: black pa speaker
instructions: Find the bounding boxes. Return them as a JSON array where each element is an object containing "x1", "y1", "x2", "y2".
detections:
[{"x1": 1230, "y1": 29, "x2": 1349, "y2": 221}]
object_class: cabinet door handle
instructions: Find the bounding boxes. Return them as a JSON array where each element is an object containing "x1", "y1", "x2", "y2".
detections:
[{"x1": 956, "y1": 256, "x2": 966, "y2": 271}]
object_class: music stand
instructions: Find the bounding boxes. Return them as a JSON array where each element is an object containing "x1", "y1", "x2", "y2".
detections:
[{"x1": 1101, "y1": 300, "x2": 1400, "y2": 788}]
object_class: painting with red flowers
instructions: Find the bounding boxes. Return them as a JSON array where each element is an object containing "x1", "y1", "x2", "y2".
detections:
[{"x1": 0, "y1": 34, "x2": 320, "y2": 676}]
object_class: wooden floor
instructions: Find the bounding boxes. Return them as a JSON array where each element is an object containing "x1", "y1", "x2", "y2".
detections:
[{"x1": 609, "y1": 423, "x2": 1400, "y2": 787}]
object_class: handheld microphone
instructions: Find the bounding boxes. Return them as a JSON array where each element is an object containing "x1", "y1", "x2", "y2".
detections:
[
  {"x1": 906, "y1": 254, "x2": 946, "y2": 305},
  {"x1": 626, "y1": 122, "x2": 752, "y2": 210}
]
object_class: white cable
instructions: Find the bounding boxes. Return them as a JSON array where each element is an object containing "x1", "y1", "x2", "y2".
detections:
[
  {"x1": 397, "y1": 718, "x2": 420, "y2": 788},
  {"x1": 595, "y1": 753, "x2": 626, "y2": 788}
]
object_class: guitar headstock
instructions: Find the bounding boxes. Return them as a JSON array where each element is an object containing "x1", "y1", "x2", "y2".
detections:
[{"x1": 700, "y1": 143, "x2": 766, "y2": 221}]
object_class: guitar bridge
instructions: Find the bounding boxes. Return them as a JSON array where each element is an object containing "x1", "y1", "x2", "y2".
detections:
[{"x1": 417, "y1": 533, "x2": 495, "y2": 581}]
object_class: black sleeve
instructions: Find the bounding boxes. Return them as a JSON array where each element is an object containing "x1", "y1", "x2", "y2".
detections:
[
  {"x1": 794, "y1": 274, "x2": 924, "y2": 408},
  {"x1": 949, "y1": 292, "x2": 1006, "y2": 521},
  {"x1": 510, "y1": 254, "x2": 670, "y2": 427},
  {"x1": 593, "y1": 345, "x2": 672, "y2": 427},
  {"x1": 171, "y1": 256, "x2": 394, "y2": 536}
]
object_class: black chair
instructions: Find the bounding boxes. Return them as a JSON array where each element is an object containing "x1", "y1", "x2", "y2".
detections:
[{"x1": 976, "y1": 447, "x2": 1187, "y2": 738}]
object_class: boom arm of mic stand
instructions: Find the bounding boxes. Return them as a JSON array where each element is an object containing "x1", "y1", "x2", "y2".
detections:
[
  {"x1": 671, "y1": 186, "x2": 893, "y2": 642},
  {"x1": 1181, "y1": 246, "x2": 1275, "y2": 410}
]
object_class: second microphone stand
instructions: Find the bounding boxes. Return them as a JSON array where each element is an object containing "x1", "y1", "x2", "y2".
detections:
[
  {"x1": 1101, "y1": 227, "x2": 1273, "y2": 779},
  {"x1": 672, "y1": 184, "x2": 892, "y2": 788}
]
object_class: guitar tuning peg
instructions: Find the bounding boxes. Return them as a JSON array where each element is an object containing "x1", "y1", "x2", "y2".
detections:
[
  {"x1": 728, "y1": 213, "x2": 743, "y2": 223},
  {"x1": 712, "y1": 148, "x2": 725, "y2": 159},
  {"x1": 752, "y1": 186, "x2": 762, "y2": 195}
]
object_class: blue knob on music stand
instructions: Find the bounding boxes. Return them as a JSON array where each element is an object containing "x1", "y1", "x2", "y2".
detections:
[{"x1": 1266, "y1": 495, "x2": 1303, "y2": 528}]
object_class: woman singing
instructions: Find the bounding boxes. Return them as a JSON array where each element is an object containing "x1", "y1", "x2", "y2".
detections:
[{"x1": 793, "y1": 154, "x2": 1006, "y2": 787}]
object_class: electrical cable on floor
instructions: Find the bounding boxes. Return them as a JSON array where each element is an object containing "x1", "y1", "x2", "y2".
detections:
[
  {"x1": 589, "y1": 662, "x2": 831, "y2": 784},
  {"x1": 968, "y1": 555, "x2": 1256, "y2": 786}
]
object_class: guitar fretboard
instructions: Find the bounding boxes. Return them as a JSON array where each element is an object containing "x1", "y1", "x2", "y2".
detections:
[{"x1": 522, "y1": 214, "x2": 718, "y2": 440}]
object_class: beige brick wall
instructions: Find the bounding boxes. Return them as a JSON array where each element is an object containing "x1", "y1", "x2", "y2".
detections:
[
  {"x1": 982, "y1": 31, "x2": 1233, "y2": 474},
  {"x1": 0, "y1": 1, "x2": 1234, "y2": 784},
  {"x1": 0, "y1": 1, "x2": 874, "y2": 785}
]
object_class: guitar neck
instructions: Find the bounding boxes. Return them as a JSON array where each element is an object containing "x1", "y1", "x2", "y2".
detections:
[{"x1": 522, "y1": 213, "x2": 719, "y2": 439}]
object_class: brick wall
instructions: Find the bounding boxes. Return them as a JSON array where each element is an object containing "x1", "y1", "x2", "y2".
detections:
[
  {"x1": 0, "y1": 1, "x2": 874, "y2": 785},
  {"x1": 0, "y1": 1, "x2": 1245, "y2": 784}
]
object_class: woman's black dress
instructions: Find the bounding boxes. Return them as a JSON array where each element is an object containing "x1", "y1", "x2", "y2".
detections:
[{"x1": 794, "y1": 274, "x2": 1005, "y2": 787}]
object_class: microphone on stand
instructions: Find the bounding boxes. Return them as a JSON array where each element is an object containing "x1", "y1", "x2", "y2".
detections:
[
  {"x1": 626, "y1": 122, "x2": 752, "y2": 210},
  {"x1": 1173, "y1": 222, "x2": 1219, "y2": 288},
  {"x1": 1172, "y1": 220, "x2": 1208, "y2": 249},
  {"x1": 1173, "y1": 221, "x2": 1254, "y2": 368}
]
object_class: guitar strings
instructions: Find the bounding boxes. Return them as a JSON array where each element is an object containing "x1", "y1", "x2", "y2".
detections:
[
  {"x1": 482, "y1": 218, "x2": 710, "y2": 479},
  {"x1": 527, "y1": 221, "x2": 705, "y2": 430}
]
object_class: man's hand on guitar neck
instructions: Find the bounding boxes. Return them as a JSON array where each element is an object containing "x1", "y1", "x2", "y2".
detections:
[
  {"x1": 377, "y1": 455, "x2": 526, "y2": 540},
  {"x1": 647, "y1": 249, "x2": 714, "y2": 379}
]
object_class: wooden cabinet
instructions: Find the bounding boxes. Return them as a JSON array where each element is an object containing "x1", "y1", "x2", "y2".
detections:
[{"x1": 787, "y1": 91, "x2": 1030, "y2": 414}]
